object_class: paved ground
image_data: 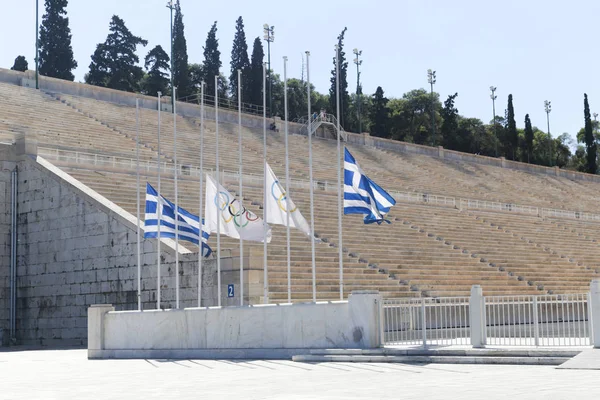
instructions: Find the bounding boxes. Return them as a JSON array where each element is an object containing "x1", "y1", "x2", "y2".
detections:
[{"x1": 1, "y1": 349, "x2": 600, "y2": 399}]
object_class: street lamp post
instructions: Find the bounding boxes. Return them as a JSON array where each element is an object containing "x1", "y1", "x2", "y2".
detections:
[
  {"x1": 427, "y1": 69, "x2": 437, "y2": 146},
  {"x1": 544, "y1": 100, "x2": 552, "y2": 166},
  {"x1": 353, "y1": 48, "x2": 363, "y2": 133},
  {"x1": 263, "y1": 24, "x2": 275, "y2": 117},
  {"x1": 490, "y1": 86, "x2": 497, "y2": 157},
  {"x1": 167, "y1": 1, "x2": 175, "y2": 110}
]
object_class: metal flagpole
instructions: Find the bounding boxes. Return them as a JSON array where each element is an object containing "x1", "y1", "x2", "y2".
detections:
[
  {"x1": 157, "y1": 91, "x2": 162, "y2": 310},
  {"x1": 283, "y1": 56, "x2": 291, "y2": 303},
  {"x1": 335, "y1": 45, "x2": 344, "y2": 300},
  {"x1": 173, "y1": 86, "x2": 180, "y2": 309},
  {"x1": 215, "y1": 75, "x2": 222, "y2": 307},
  {"x1": 238, "y1": 69, "x2": 244, "y2": 307},
  {"x1": 306, "y1": 51, "x2": 317, "y2": 303},
  {"x1": 136, "y1": 98, "x2": 142, "y2": 311},
  {"x1": 262, "y1": 62, "x2": 269, "y2": 304},
  {"x1": 198, "y1": 81, "x2": 205, "y2": 307}
]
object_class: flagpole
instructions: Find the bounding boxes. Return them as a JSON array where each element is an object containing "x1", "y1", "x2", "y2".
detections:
[
  {"x1": 198, "y1": 81, "x2": 205, "y2": 308},
  {"x1": 215, "y1": 75, "x2": 222, "y2": 307},
  {"x1": 173, "y1": 86, "x2": 180, "y2": 309},
  {"x1": 283, "y1": 56, "x2": 291, "y2": 303},
  {"x1": 335, "y1": 45, "x2": 344, "y2": 300},
  {"x1": 262, "y1": 62, "x2": 269, "y2": 305},
  {"x1": 306, "y1": 51, "x2": 317, "y2": 303},
  {"x1": 157, "y1": 91, "x2": 162, "y2": 310},
  {"x1": 136, "y1": 98, "x2": 141, "y2": 311},
  {"x1": 238, "y1": 69, "x2": 244, "y2": 307}
]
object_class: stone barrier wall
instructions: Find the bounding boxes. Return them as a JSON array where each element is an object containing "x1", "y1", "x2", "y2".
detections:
[{"x1": 4, "y1": 147, "x2": 225, "y2": 346}]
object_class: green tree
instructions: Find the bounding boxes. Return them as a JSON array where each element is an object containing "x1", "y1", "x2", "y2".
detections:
[
  {"x1": 247, "y1": 37, "x2": 264, "y2": 107},
  {"x1": 506, "y1": 94, "x2": 517, "y2": 160},
  {"x1": 230, "y1": 16, "x2": 250, "y2": 103},
  {"x1": 524, "y1": 114, "x2": 534, "y2": 163},
  {"x1": 203, "y1": 21, "x2": 222, "y2": 100},
  {"x1": 189, "y1": 63, "x2": 204, "y2": 94},
  {"x1": 584, "y1": 93, "x2": 597, "y2": 173},
  {"x1": 329, "y1": 27, "x2": 350, "y2": 128},
  {"x1": 172, "y1": 0, "x2": 192, "y2": 98},
  {"x1": 38, "y1": 0, "x2": 77, "y2": 80},
  {"x1": 554, "y1": 133, "x2": 573, "y2": 168},
  {"x1": 387, "y1": 89, "x2": 440, "y2": 145},
  {"x1": 441, "y1": 93, "x2": 459, "y2": 149},
  {"x1": 369, "y1": 86, "x2": 390, "y2": 138},
  {"x1": 86, "y1": 16, "x2": 147, "y2": 92},
  {"x1": 142, "y1": 45, "x2": 170, "y2": 97},
  {"x1": 11, "y1": 56, "x2": 28, "y2": 72}
]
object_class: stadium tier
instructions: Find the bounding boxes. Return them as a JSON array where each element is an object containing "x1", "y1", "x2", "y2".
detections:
[{"x1": 2, "y1": 81, "x2": 600, "y2": 301}]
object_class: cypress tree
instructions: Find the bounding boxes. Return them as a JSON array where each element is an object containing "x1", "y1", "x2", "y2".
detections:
[
  {"x1": 247, "y1": 37, "x2": 265, "y2": 107},
  {"x1": 143, "y1": 45, "x2": 170, "y2": 97},
  {"x1": 230, "y1": 16, "x2": 250, "y2": 103},
  {"x1": 441, "y1": 93, "x2": 459, "y2": 149},
  {"x1": 329, "y1": 27, "x2": 350, "y2": 127},
  {"x1": 11, "y1": 56, "x2": 28, "y2": 72},
  {"x1": 524, "y1": 114, "x2": 534, "y2": 163},
  {"x1": 369, "y1": 86, "x2": 390, "y2": 138},
  {"x1": 203, "y1": 21, "x2": 222, "y2": 101},
  {"x1": 86, "y1": 15, "x2": 147, "y2": 92},
  {"x1": 584, "y1": 93, "x2": 597, "y2": 173},
  {"x1": 506, "y1": 94, "x2": 517, "y2": 160},
  {"x1": 172, "y1": 0, "x2": 191, "y2": 98},
  {"x1": 38, "y1": 0, "x2": 77, "y2": 81}
]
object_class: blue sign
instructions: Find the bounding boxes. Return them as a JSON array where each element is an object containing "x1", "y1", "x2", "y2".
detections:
[{"x1": 227, "y1": 284, "x2": 235, "y2": 298}]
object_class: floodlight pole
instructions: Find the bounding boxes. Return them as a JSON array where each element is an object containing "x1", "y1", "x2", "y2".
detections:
[
  {"x1": 427, "y1": 69, "x2": 437, "y2": 146},
  {"x1": 490, "y1": 86, "x2": 498, "y2": 157},
  {"x1": 35, "y1": 0, "x2": 39, "y2": 89}
]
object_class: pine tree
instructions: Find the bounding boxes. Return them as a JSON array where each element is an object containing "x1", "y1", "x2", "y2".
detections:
[
  {"x1": 230, "y1": 16, "x2": 250, "y2": 103},
  {"x1": 202, "y1": 21, "x2": 222, "y2": 101},
  {"x1": 369, "y1": 86, "x2": 390, "y2": 138},
  {"x1": 38, "y1": 0, "x2": 77, "y2": 81},
  {"x1": 506, "y1": 94, "x2": 517, "y2": 160},
  {"x1": 143, "y1": 45, "x2": 170, "y2": 97},
  {"x1": 524, "y1": 114, "x2": 534, "y2": 163},
  {"x1": 86, "y1": 15, "x2": 148, "y2": 92},
  {"x1": 11, "y1": 56, "x2": 28, "y2": 72},
  {"x1": 584, "y1": 93, "x2": 597, "y2": 173},
  {"x1": 329, "y1": 27, "x2": 350, "y2": 127},
  {"x1": 247, "y1": 37, "x2": 264, "y2": 107},
  {"x1": 441, "y1": 93, "x2": 459, "y2": 149},
  {"x1": 172, "y1": 0, "x2": 192, "y2": 98}
]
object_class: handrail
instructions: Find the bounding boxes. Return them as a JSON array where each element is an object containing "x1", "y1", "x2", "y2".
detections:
[
  {"x1": 37, "y1": 146, "x2": 600, "y2": 223},
  {"x1": 298, "y1": 113, "x2": 348, "y2": 141},
  {"x1": 178, "y1": 92, "x2": 267, "y2": 116}
]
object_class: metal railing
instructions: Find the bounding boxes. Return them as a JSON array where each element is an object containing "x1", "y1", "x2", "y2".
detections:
[
  {"x1": 383, "y1": 297, "x2": 470, "y2": 346},
  {"x1": 383, "y1": 292, "x2": 593, "y2": 348},
  {"x1": 484, "y1": 294, "x2": 591, "y2": 347},
  {"x1": 297, "y1": 113, "x2": 348, "y2": 141},
  {"x1": 178, "y1": 92, "x2": 267, "y2": 116},
  {"x1": 37, "y1": 146, "x2": 600, "y2": 224}
]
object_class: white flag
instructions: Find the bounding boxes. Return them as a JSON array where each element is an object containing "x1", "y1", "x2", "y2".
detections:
[
  {"x1": 205, "y1": 174, "x2": 272, "y2": 243},
  {"x1": 265, "y1": 163, "x2": 311, "y2": 236}
]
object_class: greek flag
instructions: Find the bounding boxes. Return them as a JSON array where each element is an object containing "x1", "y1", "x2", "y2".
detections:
[
  {"x1": 344, "y1": 148, "x2": 396, "y2": 224},
  {"x1": 144, "y1": 183, "x2": 212, "y2": 257}
]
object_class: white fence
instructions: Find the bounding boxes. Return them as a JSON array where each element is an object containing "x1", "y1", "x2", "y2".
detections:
[
  {"x1": 383, "y1": 289, "x2": 595, "y2": 348},
  {"x1": 383, "y1": 297, "x2": 470, "y2": 346},
  {"x1": 37, "y1": 146, "x2": 600, "y2": 224}
]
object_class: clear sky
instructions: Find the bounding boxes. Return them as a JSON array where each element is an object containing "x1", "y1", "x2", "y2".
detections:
[{"x1": 1, "y1": 0, "x2": 599, "y2": 144}]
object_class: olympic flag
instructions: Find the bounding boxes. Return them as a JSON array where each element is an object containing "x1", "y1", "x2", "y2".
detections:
[
  {"x1": 205, "y1": 174, "x2": 272, "y2": 243},
  {"x1": 265, "y1": 163, "x2": 311, "y2": 236}
]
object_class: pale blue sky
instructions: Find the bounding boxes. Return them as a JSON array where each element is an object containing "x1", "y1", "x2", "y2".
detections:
[{"x1": 1, "y1": 0, "x2": 599, "y2": 143}]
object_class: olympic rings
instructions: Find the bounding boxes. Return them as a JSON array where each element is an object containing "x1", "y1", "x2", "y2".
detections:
[{"x1": 271, "y1": 181, "x2": 297, "y2": 213}]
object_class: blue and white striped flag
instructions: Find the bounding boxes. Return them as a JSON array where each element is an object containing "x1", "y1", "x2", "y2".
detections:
[
  {"x1": 343, "y1": 148, "x2": 396, "y2": 224},
  {"x1": 144, "y1": 183, "x2": 212, "y2": 257}
]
